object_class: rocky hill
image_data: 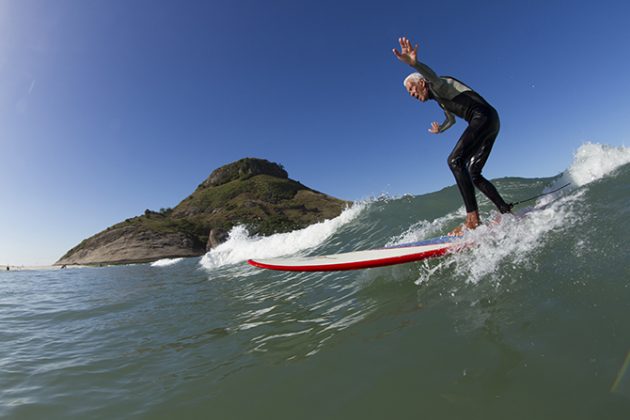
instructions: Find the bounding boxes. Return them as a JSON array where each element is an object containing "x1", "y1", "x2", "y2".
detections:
[{"x1": 56, "y1": 158, "x2": 349, "y2": 266}]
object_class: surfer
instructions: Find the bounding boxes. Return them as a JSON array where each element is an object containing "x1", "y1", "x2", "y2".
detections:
[{"x1": 393, "y1": 37, "x2": 512, "y2": 234}]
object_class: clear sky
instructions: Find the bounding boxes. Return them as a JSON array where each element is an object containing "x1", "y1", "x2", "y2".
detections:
[{"x1": 2, "y1": 0, "x2": 629, "y2": 265}]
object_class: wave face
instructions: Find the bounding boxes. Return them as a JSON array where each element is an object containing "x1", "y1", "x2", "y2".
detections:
[{"x1": 2, "y1": 143, "x2": 630, "y2": 419}]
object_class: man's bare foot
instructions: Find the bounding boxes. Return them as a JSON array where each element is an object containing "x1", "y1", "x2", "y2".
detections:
[
  {"x1": 465, "y1": 211, "x2": 480, "y2": 229},
  {"x1": 448, "y1": 211, "x2": 481, "y2": 236}
]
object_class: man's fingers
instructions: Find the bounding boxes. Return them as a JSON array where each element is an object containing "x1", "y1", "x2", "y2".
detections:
[
  {"x1": 399, "y1": 37, "x2": 408, "y2": 51},
  {"x1": 396, "y1": 36, "x2": 417, "y2": 57}
]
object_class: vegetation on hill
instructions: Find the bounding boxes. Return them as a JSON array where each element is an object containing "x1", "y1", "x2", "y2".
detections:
[{"x1": 56, "y1": 158, "x2": 349, "y2": 265}]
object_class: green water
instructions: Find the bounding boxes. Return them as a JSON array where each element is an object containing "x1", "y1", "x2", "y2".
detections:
[{"x1": 2, "y1": 162, "x2": 630, "y2": 419}]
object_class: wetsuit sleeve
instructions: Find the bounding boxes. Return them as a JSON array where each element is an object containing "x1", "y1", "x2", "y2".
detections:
[
  {"x1": 412, "y1": 61, "x2": 444, "y2": 90},
  {"x1": 439, "y1": 109, "x2": 456, "y2": 132}
]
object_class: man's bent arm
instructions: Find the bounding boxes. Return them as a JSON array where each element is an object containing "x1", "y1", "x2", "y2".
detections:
[{"x1": 439, "y1": 110, "x2": 456, "y2": 132}]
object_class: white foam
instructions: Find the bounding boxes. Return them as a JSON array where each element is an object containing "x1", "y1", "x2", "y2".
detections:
[
  {"x1": 414, "y1": 191, "x2": 582, "y2": 285},
  {"x1": 456, "y1": 191, "x2": 581, "y2": 284},
  {"x1": 199, "y1": 203, "x2": 366, "y2": 270},
  {"x1": 550, "y1": 143, "x2": 630, "y2": 191},
  {"x1": 150, "y1": 258, "x2": 183, "y2": 267}
]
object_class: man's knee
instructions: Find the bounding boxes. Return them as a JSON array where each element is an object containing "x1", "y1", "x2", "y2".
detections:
[{"x1": 448, "y1": 154, "x2": 465, "y2": 173}]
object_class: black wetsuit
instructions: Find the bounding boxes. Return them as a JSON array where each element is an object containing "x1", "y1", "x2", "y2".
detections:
[{"x1": 413, "y1": 62, "x2": 512, "y2": 214}]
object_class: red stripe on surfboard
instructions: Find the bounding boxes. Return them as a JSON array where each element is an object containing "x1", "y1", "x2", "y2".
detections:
[{"x1": 247, "y1": 247, "x2": 451, "y2": 272}]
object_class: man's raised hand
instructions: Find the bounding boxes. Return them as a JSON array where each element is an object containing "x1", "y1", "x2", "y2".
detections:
[{"x1": 393, "y1": 37, "x2": 418, "y2": 66}]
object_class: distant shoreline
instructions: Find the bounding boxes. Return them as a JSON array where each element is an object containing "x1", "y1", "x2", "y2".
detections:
[{"x1": 1, "y1": 264, "x2": 89, "y2": 272}]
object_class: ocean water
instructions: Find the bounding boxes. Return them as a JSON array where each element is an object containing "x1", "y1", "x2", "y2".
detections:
[{"x1": 2, "y1": 143, "x2": 630, "y2": 419}]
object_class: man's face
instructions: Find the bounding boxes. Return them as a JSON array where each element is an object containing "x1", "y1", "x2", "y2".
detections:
[{"x1": 405, "y1": 79, "x2": 429, "y2": 102}]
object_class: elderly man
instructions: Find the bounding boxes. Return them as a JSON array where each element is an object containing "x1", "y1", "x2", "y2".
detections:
[{"x1": 393, "y1": 37, "x2": 512, "y2": 234}]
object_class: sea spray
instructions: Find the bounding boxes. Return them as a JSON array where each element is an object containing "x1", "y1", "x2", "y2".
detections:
[
  {"x1": 547, "y1": 143, "x2": 630, "y2": 194},
  {"x1": 200, "y1": 203, "x2": 367, "y2": 270},
  {"x1": 151, "y1": 258, "x2": 184, "y2": 267},
  {"x1": 450, "y1": 190, "x2": 584, "y2": 284}
]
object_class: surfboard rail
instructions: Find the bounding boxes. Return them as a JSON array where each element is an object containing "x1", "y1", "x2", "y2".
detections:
[{"x1": 247, "y1": 236, "x2": 459, "y2": 272}]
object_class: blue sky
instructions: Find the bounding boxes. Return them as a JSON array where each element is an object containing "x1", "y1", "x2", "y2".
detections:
[{"x1": 2, "y1": 0, "x2": 629, "y2": 265}]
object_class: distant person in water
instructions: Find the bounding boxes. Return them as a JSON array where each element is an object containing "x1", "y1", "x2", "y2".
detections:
[{"x1": 393, "y1": 37, "x2": 512, "y2": 234}]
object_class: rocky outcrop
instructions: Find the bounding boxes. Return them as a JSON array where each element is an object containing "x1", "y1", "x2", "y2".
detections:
[
  {"x1": 57, "y1": 228, "x2": 205, "y2": 266},
  {"x1": 56, "y1": 158, "x2": 348, "y2": 266},
  {"x1": 202, "y1": 158, "x2": 288, "y2": 187}
]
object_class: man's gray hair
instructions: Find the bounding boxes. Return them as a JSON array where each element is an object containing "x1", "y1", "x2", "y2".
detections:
[{"x1": 403, "y1": 72, "x2": 425, "y2": 87}]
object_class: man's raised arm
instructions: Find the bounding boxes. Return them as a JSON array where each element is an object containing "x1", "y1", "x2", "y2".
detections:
[{"x1": 393, "y1": 37, "x2": 442, "y2": 87}]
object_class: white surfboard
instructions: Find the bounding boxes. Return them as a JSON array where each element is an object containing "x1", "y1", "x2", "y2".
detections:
[{"x1": 247, "y1": 236, "x2": 459, "y2": 272}]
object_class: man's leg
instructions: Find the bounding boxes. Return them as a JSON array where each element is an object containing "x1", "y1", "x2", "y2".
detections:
[
  {"x1": 447, "y1": 115, "x2": 488, "y2": 230},
  {"x1": 467, "y1": 125, "x2": 513, "y2": 214}
]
